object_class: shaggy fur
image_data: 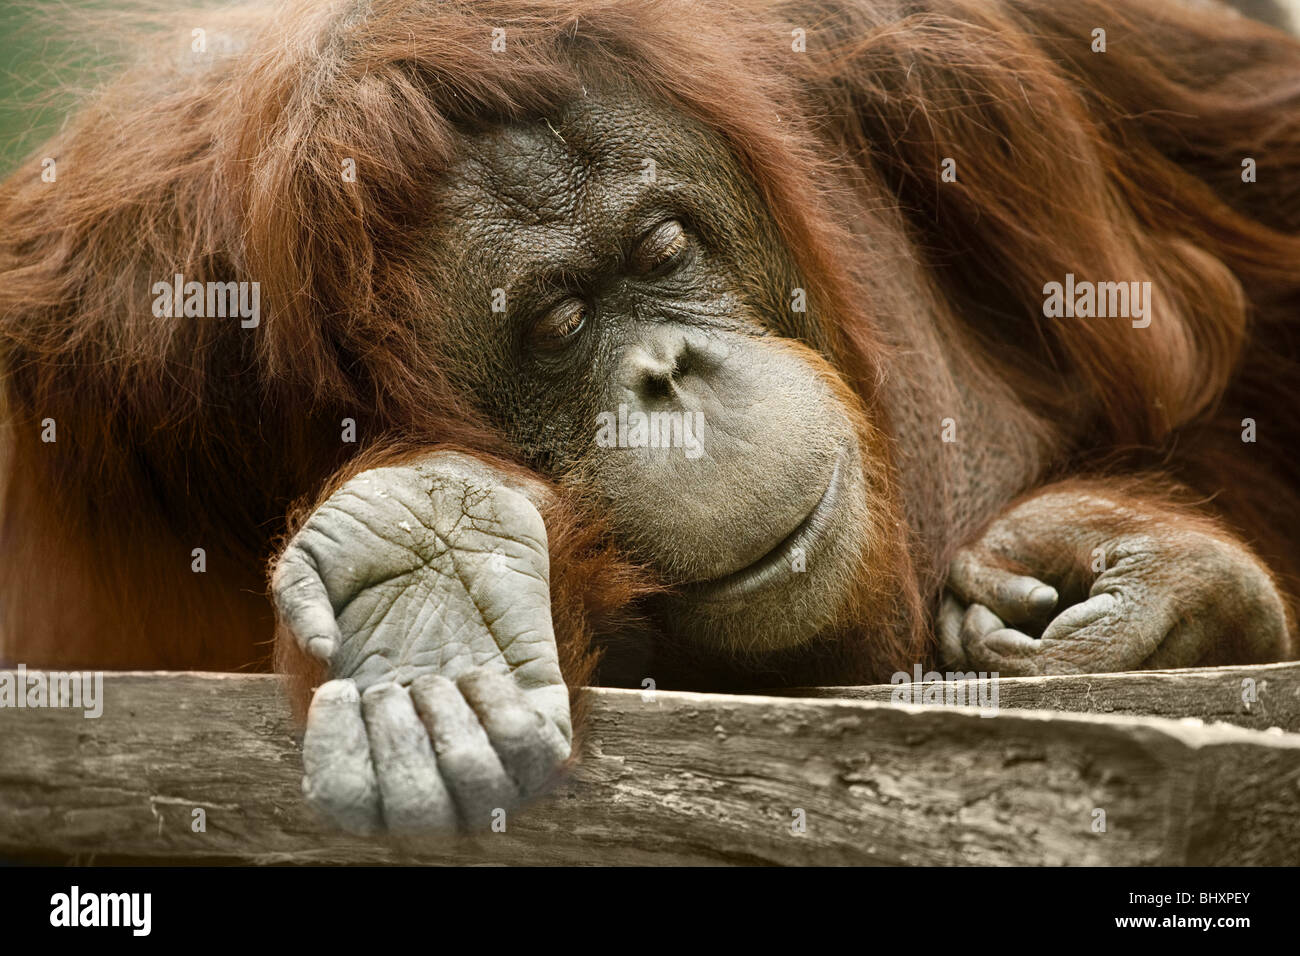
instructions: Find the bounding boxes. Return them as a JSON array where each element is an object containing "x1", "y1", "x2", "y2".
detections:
[{"x1": 2, "y1": 1, "x2": 1298, "y2": 700}]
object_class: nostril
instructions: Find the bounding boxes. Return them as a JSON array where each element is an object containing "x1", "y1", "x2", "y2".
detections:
[
  {"x1": 671, "y1": 349, "x2": 692, "y2": 380},
  {"x1": 624, "y1": 335, "x2": 694, "y2": 401},
  {"x1": 640, "y1": 365, "x2": 675, "y2": 400}
]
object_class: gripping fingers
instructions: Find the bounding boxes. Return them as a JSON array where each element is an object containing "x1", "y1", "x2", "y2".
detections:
[
  {"x1": 959, "y1": 603, "x2": 1043, "y2": 675},
  {"x1": 937, "y1": 594, "x2": 966, "y2": 668},
  {"x1": 1038, "y1": 591, "x2": 1166, "y2": 672},
  {"x1": 410, "y1": 674, "x2": 520, "y2": 829},
  {"x1": 302, "y1": 680, "x2": 381, "y2": 835},
  {"x1": 360, "y1": 682, "x2": 459, "y2": 833},
  {"x1": 963, "y1": 590, "x2": 1166, "y2": 675},
  {"x1": 271, "y1": 548, "x2": 340, "y2": 662},
  {"x1": 948, "y1": 550, "x2": 1059, "y2": 628},
  {"x1": 459, "y1": 670, "x2": 571, "y2": 796}
]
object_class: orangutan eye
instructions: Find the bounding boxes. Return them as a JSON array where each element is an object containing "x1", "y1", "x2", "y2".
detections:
[
  {"x1": 632, "y1": 219, "x2": 690, "y2": 275},
  {"x1": 531, "y1": 297, "x2": 588, "y2": 350}
]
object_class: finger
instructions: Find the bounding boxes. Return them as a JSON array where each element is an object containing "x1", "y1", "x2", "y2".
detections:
[
  {"x1": 302, "y1": 679, "x2": 382, "y2": 835},
  {"x1": 409, "y1": 673, "x2": 520, "y2": 830},
  {"x1": 458, "y1": 670, "x2": 570, "y2": 796},
  {"x1": 1038, "y1": 591, "x2": 1166, "y2": 672},
  {"x1": 937, "y1": 594, "x2": 966, "y2": 668},
  {"x1": 360, "y1": 682, "x2": 458, "y2": 833},
  {"x1": 960, "y1": 604, "x2": 1042, "y2": 675},
  {"x1": 960, "y1": 603, "x2": 1005, "y2": 648},
  {"x1": 271, "y1": 547, "x2": 342, "y2": 662},
  {"x1": 948, "y1": 550, "x2": 1059, "y2": 627}
]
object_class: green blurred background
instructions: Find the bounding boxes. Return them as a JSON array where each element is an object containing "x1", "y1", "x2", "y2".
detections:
[
  {"x1": 0, "y1": 0, "x2": 1296, "y2": 178},
  {"x1": 0, "y1": 0, "x2": 193, "y2": 177},
  {"x1": 0, "y1": 2, "x2": 97, "y2": 176}
]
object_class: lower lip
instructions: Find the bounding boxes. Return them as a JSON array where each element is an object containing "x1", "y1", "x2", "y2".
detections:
[{"x1": 681, "y1": 444, "x2": 847, "y2": 602}]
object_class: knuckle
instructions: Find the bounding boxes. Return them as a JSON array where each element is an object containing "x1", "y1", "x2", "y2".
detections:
[
  {"x1": 486, "y1": 706, "x2": 543, "y2": 743},
  {"x1": 311, "y1": 677, "x2": 360, "y2": 707}
]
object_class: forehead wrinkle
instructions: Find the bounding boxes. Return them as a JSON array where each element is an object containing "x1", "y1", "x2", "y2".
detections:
[
  {"x1": 443, "y1": 98, "x2": 689, "y2": 300},
  {"x1": 472, "y1": 121, "x2": 593, "y2": 224},
  {"x1": 452, "y1": 163, "x2": 600, "y2": 295},
  {"x1": 490, "y1": 222, "x2": 601, "y2": 298}
]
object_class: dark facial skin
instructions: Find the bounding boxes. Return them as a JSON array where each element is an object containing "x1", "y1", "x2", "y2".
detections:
[{"x1": 421, "y1": 86, "x2": 878, "y2": 656}]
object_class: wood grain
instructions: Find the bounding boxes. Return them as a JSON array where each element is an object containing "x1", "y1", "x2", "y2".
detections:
[
  {"x1": 2, "y1": 670, "x2": 1299, "y2": 865},
  {"x1": 773, "y1": 661, "x2": 1300, "y2": 731}
]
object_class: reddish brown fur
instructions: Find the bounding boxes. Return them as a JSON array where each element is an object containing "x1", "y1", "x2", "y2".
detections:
[{"x1": 2, "y1": 1, "x2": 1298, "y2": 710}]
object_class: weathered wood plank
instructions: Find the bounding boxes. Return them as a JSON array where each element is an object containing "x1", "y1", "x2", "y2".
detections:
[
  {"x1": 1, "y1": 671, "x2": 1298, "y2": 865},
  {"x1": 772, "y1": 661, "x2": 1300, "y2": 732}
]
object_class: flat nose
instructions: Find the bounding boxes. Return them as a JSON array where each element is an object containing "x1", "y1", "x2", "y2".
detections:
[{"x1": 620, "y1": 330, "x2": 693, "y2": 405}]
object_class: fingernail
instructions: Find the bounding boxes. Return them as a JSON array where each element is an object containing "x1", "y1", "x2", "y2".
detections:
[
  {"x1": 1027, "y1": 585, "x2": 1058, "y2": 613},
  {"x1": 307, "y1": 636, "x2": 336, "y2": 661},
  {"x1": 314, "y1": 678, "x2": 358, "y2": 704}
]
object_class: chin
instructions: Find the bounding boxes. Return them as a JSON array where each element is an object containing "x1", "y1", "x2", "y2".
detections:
[{"x1": 658, "y1": 440, "x2": 875, "y2": 657}]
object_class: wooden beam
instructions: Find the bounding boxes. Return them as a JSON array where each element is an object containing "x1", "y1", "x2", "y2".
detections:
[
  {"x1": 2, "y1": 670, "x2": 1299, "y2": 864},
  {"x1": 772, "y1": 661, "x2": 1300, "y2": 732}
]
